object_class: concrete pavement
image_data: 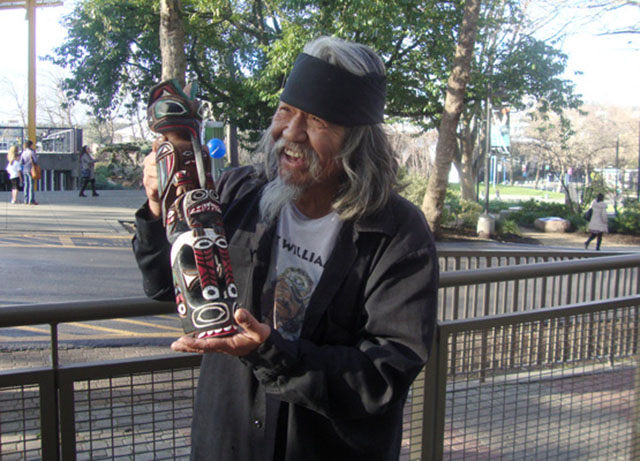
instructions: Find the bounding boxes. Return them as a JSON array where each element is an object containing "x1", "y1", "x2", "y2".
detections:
[
  {"x1": 0, "y1": 189, "x2": 147, "y2": 235},
  {"x1": 0, "y1": 189, "x2": 636, "y2": 459}
]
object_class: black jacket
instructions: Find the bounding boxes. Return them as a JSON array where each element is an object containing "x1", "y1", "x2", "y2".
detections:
[{"x1": 133, "y1": 166, "x2": 439, "y2": 460}]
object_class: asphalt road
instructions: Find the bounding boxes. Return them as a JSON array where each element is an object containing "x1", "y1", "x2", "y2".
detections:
[
  {"x1": 0, "y1": 190, "x2": 185, "y2": 347},
  {"x1": 0, "y1": 232, "x2": 144, "y2": 305}
]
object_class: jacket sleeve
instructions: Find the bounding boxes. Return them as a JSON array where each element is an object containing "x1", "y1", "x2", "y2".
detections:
[
  {"x1": 131, "y1": 202, "x2": 174, "y2": 301},
  {"x1": 241, "y1": 213, "x2": 439, "y2": 421}
]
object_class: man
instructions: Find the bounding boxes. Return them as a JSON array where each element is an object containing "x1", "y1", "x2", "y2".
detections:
[
  {"x1": 20, "y1": 140, "x2": 38, "y2": 205},
  {"x1": 133, "y1": 36, "x2": 438, "y2": 460}
]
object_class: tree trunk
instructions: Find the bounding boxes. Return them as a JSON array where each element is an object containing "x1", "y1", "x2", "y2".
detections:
[
  {"x1": 160, "y1": 0, "x2": 186, "y2": 86},
  {"x1": 421, "y1": 0, "x2": 481, "y2": 235},
  {"x1": 458, "y1": 133, "x2": 477, "y2": 201}
]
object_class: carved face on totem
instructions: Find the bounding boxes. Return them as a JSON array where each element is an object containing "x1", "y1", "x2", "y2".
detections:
[
  {"x1": 148, "y1": 79, "x2": 238, "y2": 338},
  {"x1": 165, "y1": 188, "x2": 223, "y2": 242},
  {"x1": 171, "y1": 228, "x2": 238, "y2": 337}
]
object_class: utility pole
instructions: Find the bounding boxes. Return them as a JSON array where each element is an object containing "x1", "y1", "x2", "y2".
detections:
[
  {"x1": 484, "y1": 83, "x2": 491, "y2": 213},
  {"x1": 0, "y1": 0, "x2": 62, "y2": 143},
  {"x1": 614, "y1": 135, "x2": 619, "y2": 215}
]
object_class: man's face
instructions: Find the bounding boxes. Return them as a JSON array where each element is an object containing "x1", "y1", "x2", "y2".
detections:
[{"x1": 270, "y1": 102, "x2": 346, "y2": 190}]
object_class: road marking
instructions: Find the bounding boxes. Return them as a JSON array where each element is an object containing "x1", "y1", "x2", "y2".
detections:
[
  {"x1": 13, "y1": 325, "x2": 49, "y2": 334},
  {"x1": 68, "y1": 322, "x2": 138, "y2": 335},
  {"x1": 0, "y1": 243, "x2": 132, "y2": 250},
  {"x1": 0, "y1": 332, "x2": 178, "y2": 341},
  {"x1": 59, "y1": 235, "x2": 75, "y2": 247},
  {"x1": 114, "y1": 318, "x2": 183, "y2": 332}
]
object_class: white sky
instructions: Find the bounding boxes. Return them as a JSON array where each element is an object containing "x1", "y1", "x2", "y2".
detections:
[{"x1": 0, "y1": 1, "x2": 638, "y2": 125}]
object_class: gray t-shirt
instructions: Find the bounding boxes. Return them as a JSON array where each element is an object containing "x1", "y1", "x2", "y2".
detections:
[{"x1": 261, "y1": 203, "x2": 342, "y2": 340}]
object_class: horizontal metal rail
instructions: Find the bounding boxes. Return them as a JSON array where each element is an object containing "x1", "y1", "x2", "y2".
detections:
[
  {"x1": 424, "y1": 294, "x2": 640, "y2": 460},
  {"x1": 0, "y1": 253, "x2": 638, "y2": 460},
  {"x1": 439, "y1": 253, "x2": 640, "y2": 287}
]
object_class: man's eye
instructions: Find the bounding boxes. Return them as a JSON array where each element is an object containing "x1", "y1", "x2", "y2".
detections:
[{"x1": 309, "y1": 116, "x2": 327, "y2": 128}]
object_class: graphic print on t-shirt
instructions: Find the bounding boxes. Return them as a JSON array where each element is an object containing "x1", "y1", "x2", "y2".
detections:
[
  {"x1": 273, "y1": 267, "x2": 313, "y2": 339},
  {"x1": 261, "y1": 203, "x2": 342, "y2": 341}
]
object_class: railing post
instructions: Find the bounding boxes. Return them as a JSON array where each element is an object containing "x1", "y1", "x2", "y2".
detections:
[{"x1": 421, "y1": 325, "x2": 445, "y2": 460}]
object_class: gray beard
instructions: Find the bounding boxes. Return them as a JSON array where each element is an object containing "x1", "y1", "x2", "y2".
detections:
[{"x1": 259, "y1": 174, "x2": 303, "y2": 223}]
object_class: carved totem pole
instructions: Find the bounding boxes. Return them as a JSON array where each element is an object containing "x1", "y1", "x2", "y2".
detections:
[{"x1": 147, "y1": 79, "x2": 238, "y2": 338}]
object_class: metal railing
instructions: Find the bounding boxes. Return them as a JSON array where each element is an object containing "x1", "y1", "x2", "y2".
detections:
[
  {"x1": 419, "y1": 295, "x2": 640, "y2": 460},
  {"x1": 1, "y1": 252, "x2": 639, "y2": 460}
]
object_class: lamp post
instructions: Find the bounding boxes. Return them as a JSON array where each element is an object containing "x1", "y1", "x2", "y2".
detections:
[
  {"x1": 615, "y1": 135, "x2": 619, "y2": 215},
  {"x1": 484, "y1": 83, "x2": 491, "y2": 213}
]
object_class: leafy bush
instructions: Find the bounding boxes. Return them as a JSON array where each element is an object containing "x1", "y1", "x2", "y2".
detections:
[
  {"x1": 610, "y1": 199, "x2": 640, "y2": 235},
  {"x1": 506, "y1": 199, "x2": 574, "y2": 228},
  {"x1": 458, "y1": 200, "x2": 483, "y2": 228},
  {"x1": 398, "y1": 171, "x2": 428, "y2": 207},
  {"x1": 495, "y1": 218, "x2": 521, "y2": 236}
]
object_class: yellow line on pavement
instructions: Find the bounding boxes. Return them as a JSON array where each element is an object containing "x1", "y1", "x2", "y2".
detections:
[
  {"x1": 68, "y1": 322, "x2": 134, "y2": 335},
  {"x1": 0, "y1": 243, "x2": 131, "y2": 250},
  {"x1": 59, "y1": 235, "x2": 75, "y2": 247},
  {"x1": 13, "y1": 325, "x2": 49, "y2": 333},
  {"x1": 0, "y1": 332, "x2": 178, "y2": 341},
  {"x1": 114, "y1": 318, "x2": 183, "y2": 332}
]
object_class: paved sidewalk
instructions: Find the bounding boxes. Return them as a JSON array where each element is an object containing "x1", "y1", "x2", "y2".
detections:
[{"x1": 0, "y1": 189, "x2": 147, "y2": 235}]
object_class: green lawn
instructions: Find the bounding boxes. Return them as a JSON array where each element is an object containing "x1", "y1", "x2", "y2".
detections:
[{"x1": 466, "y1": 183, "x2": 565, "y2": 200}]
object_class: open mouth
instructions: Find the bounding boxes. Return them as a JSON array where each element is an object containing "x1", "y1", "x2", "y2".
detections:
[
  {"x1": 191, "y1": 202, "x2": 221, "y2": 214},
  {"x1": 196, "y1": 324, "x2": 238, "y2": 338}
]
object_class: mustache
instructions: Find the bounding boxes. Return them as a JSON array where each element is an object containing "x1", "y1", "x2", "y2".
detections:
[{"x1": 272, "y1": 138, "x2": 322, "y2": 180}]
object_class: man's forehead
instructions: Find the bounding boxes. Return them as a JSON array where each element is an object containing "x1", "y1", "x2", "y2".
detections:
[
  {"x1": 279, "y1": 53, "x2": 386, "y2": 127},
  {"x1": 277, "y1": 101, "x2": 335, "y2": 124}
]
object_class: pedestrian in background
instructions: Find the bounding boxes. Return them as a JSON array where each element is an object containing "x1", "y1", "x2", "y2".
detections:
[
  {"x1": 78, "y1": 145, "x2": 99, "y2": 197},
  {"x1": 5, "y1": 145, "x2": 22, "y2": 204},
  {"x1": 585, "y1": 193, "x2": 608, "y2": 250},
  {"x1": 19, "y1": 140, "x2": 38, "y2": 205}
]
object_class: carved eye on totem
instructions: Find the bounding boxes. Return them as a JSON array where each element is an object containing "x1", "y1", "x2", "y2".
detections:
[
  {"x1": 203, "y1": 286, "x2": 220, "y2": 300},
  {"x1": 214, "y1": 235, "x2": 228, "y2": 249},
  {"x1": 191, "y1": 189, "x2": 207, "y2": 201},
  {"x1": 226, "y1": 283, "x2": 238, "y2": 298},
  {"x1": 208, "y1": 190, "x2": 219, "y2": 201},
  {"x1": 177, "y1": 303, "x2": 187, "y2": 316},
  {"x1": 182, "y1": 150, "x2": 194, "y2": 158},
  {"x1": 194, "y1": 237, "x2": 214, "y2": 250},
  {"x1": 154, "y1": 100, "x2": 188, "y2": 118}
]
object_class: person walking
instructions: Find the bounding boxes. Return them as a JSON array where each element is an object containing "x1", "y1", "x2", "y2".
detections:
[
  {"x1": 78, "y1": 145, "x2": 99, "y2": 197},
  {"x1": 5, "y1": 145, "x2": 23, "y2": 204},
  {"x1": 585, "y1": 193, "x2": 608, "y2": 250},
  {"x1": 19, "y1": 140, "x2": 38, "y2": 205}
]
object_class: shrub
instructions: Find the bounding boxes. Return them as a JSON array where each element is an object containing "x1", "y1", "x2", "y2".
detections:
[
  {"x1": 610, "y1": 200, "x2": 640, "y2": 235},
  {"x1": 507, "y1": 199, "x2": 574, "y2": 228},
  {"x1": 495, "y1": 218, "x2": 521, "y2": 236},
  {"x1": 398, "y1": 171, "x2": 428, "y2": 207}
]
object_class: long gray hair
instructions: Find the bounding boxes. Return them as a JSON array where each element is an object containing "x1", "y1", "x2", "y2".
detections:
[{"x1": 256, "y1": 36, "x2": 400, "y2": 221}]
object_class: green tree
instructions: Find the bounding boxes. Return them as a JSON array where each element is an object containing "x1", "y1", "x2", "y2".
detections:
[
  {"x1": 49, "y1": 0, "x2": 465, "y2": 136},
  {"x1": 451, "y1": 0, "x2": 583, "y2": 201},
  {"x1": 422, "y1": 0, "x2": 481, "y2": 234}
]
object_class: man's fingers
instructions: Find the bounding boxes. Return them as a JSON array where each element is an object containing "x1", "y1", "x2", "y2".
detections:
[{"x1": 234, "y1": 308, "x2": 271, "y2": 344}]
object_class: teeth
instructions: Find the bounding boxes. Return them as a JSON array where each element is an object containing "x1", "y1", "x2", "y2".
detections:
[
  {"x1": 198, "y1": 331, "x2": 207, "y2": 339},
  {"x1": 206, "y1": 330, "x2": 214, "y2": 336},
  {"x1": 285, "y1": 148, "x2": 302, "y2": 159},
  {"x1": 223, "y1": 325, "x2": 232, "y2": 331}
]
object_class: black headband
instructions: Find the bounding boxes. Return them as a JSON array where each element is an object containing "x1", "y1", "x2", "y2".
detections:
[{"x1": 279, "y1": 53, "x2": 386, "y2": 127}]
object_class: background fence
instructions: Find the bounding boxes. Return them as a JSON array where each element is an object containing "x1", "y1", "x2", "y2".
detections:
[{"x1": 0, "y1": 251, "x2": 638, "y2": 460}]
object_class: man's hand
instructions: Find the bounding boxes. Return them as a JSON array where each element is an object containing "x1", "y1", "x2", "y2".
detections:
[
  {"x1": 171, "y1": 308, "x2": 271, "y2": 356},
  {"x1": 142, "y1": 140, "x2": 163, "y2": 219}
]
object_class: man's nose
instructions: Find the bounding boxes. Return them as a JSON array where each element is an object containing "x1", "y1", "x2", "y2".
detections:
[{"x1": 283, "y1": 112, "x2": 308, "y2": 143}]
